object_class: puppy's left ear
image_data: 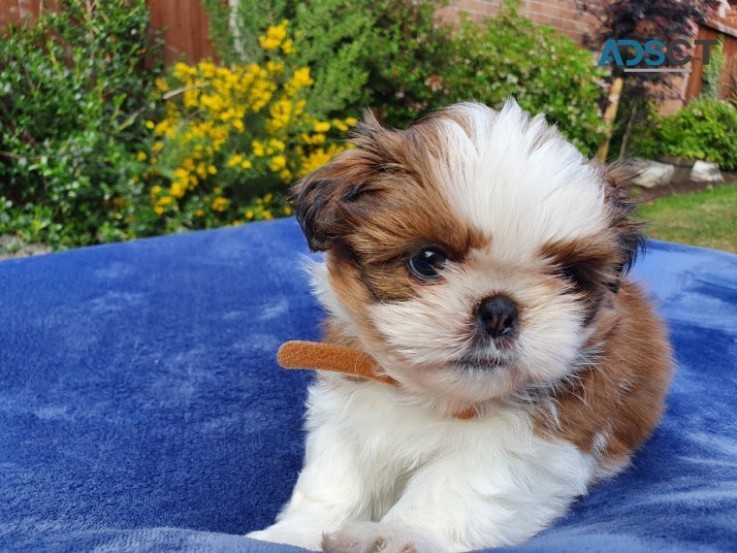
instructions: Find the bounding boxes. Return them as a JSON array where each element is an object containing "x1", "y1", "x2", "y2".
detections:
[{"x1": 604, "y1": 162, "x2": 647, "y2": 290}]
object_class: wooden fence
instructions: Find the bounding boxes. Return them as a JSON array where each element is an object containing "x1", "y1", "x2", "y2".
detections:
[
  {"x1": 0, "y1": 0, "x2": 216, "y2": 65},
  {"x1": 685, "y1": 21, "x2": 737, "y2": 101}
]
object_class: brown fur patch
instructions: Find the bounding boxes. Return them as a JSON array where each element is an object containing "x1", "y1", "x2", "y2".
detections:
[{"x1": 533, "y1": 281, "x2": 673, "y2": 465}]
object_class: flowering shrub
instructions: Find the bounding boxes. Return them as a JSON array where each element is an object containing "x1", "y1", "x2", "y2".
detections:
[
  {"x1": 143, "y1": 21, "x2": 356, "y2": 232},
  {"x1": 205, "y1": 0, "x2": 451, "y2": 127}
]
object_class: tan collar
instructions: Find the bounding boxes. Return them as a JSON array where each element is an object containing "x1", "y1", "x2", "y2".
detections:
[{"x1": 277, "y1": 340, "x2": 476, "y2": 420}]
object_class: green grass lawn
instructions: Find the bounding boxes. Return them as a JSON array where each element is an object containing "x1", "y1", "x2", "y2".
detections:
[{"x1": 636, "y1": 183, "x2": 737, "y2": 253}]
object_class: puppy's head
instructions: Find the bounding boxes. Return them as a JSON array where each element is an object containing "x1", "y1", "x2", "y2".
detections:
[{"x1": 294, "y1": 100, "x2": 643, "y2": 406}]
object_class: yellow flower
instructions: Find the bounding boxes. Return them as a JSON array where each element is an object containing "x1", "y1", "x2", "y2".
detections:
[
  {"x1": 241, "y1": 160, "x2": 253, "y2": 170},
  {"x1": 170, "y1": 182, "x2": 186, "y2": 198},
  {"x1": 313, "y1": 121, "x2": 330, "y2": 133},
  {"x1": 200, "y1": 93, "x2": 225, "y2": 114},
  {"x1": 298, "y1": 145, "x2": 347, "y2": 177},
  {"x1": 283, "y1": 206, "x2": 293, "y2": 216},
  {"x1": 195, "y1": 209, "x2": 205, "y2": 218},
  {"x1": 267, "y1": 98, "x2": 294, "y2": 132},
  {"x1": 281, "y1": 38, "x2": 294, "y2": 55},
  {"x1": 136, "y1": 151, "x2": 147, "y2": 161},
  {"x1": 211, "y1": 196, "x2": 230, "y2": 212},
  {"x1": 183, "y1": 89, "x2": 199, "y2": 108},
  {"x1": 279, "y1": 168, "x2": 292, "y2": 182},
  {"x1": 154, "y1": 205, "x2": 165, "y2": 216},
  {"x1": 268, "y1": 138, "x2": 285, "y2": 152},
  {"x1": 266, "y1": 61, "x2": 284, "y2": 74},
  {"x1": 245, "y1": 209, "x2": 254, "y2": 220},
  {"x1": 290, "y1": 67, "x2": 314, "y2": 89},
  {"x1": 259, "y1": 22, "x2": 288, "y2": 50},
  {"x1": 154, "y1": 78, "x2": 169, "y2": 92},
  {"x1": 145, "y1": 120, "x2": 155, "y2": 129},
  {"x1": 173, "y1": 62, "x2": 196, "y2": 81},
  {"x1": 227, "y1": 154, "x2": 244, "y2": 168},
  {"x1": 269, "y1": 22, "x2": 288, "y2": 40},
  {"x1": 269, "y1": 155, "x2": 287, "y2": 172},
  {"x1": 332, "y1": 119, "x2": 349, "y2": 132},
  {"x1": 198, "y1": 61, "x2": 217, "y2": 79},
  {"x1": 252, "y1": 141, "x2": 265, "y2": 157}
]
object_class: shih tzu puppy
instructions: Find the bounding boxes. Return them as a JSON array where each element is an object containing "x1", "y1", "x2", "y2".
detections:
[{"x1": 248, "y1": 100, "x2": 673, "y2": 552}]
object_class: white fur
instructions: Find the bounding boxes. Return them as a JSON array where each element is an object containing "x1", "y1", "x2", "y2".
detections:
[
  {"x1": 433, "y1": 101, "x2": 610, "y2": 262},
  {"x1": 248, "y1": 379, "x2": 596, "y2": 552}
]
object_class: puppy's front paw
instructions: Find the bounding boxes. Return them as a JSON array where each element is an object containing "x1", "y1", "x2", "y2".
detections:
[
  {"x1": 322, "y1": 522, "x2": 444, "y2": 553},
  {"x1": 247, "y1": 525, "x2": 322, "y2": 551}
]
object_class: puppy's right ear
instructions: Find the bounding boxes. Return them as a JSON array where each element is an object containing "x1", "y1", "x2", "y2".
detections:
[
  {"x1": 291, "y1": 111, "x2": 391, "y2": 252},
  {"x1": 291, "y1": 164, "x2": 356, "y2": 252}
]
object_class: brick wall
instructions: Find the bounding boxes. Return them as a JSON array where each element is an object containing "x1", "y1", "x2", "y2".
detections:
[{"x1": 439, "y1": 0, "x2": 599, "y2": 44}]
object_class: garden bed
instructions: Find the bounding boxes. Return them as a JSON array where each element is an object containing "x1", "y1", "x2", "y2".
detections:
[{"x1": 627, "y1": 170, "x2": 737, "y2": 199}]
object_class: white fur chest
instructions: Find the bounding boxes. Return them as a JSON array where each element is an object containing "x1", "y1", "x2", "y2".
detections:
[{"x1": 285, "y1": 375, "x2": 598, "y2": 549}]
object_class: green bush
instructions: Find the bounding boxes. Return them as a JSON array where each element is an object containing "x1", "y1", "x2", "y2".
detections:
[
  {"x1": 443, "y1": 8, "x2": 608, "y2": 155},
  {"x1": 204, "y1": 0, "x2": 374, "y2": 119},
  {"x1": 356, "y1": 0, "x2": 452, "y2": 126},
  {"x1": 208, "y1": 1, "x2": 606, "y2": 153},
  {"x1": 631, "y1": 98, "x2": 737, "y2": 170},
  {"x1": 0, "y1": 0, "x2": 162, "y2": 249},
  {"x1": 204, "y1": 0, "x2": 452, "y2": 127}
]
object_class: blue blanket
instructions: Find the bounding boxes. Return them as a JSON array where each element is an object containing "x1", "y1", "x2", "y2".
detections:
[{"x1": 1, "y1": 217, "x2": 736, "y2": 552}]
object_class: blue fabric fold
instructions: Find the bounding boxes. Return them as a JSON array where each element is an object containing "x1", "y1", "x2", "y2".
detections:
[{"x1": 1, "y1": 218, "x2": 735, "y2": 552}]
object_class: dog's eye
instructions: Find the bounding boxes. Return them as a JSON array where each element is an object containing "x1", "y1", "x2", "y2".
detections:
[{"x1": 408, "y1": 248, "x2": 447, "y2": 281}]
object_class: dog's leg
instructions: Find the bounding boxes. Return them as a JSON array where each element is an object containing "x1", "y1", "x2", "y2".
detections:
[
  {"x1": 323, "y1": 437, "x2": 596, "y2": 553},
  {"x1": 247, "y1": 417, "x2": 371, "y2": 551}
]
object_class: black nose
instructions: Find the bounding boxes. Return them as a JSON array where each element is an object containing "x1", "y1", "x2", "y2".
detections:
[{"x1": 477, "y1": 295, "x2": 518, "y2": 339}]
